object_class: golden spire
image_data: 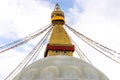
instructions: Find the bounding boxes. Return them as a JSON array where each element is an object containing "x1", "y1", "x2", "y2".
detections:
[{"x1": 44, "y1": 3, "x2": 74, "y2": 57}]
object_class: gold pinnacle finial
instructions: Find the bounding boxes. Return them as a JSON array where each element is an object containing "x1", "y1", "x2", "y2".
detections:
[{"x1": 54, "y1": 3, "x2": 61, "y2": 11}]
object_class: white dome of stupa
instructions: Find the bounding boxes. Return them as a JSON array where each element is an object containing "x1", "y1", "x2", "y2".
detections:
[{"x1": 13, "y1": 56, "x2": 109, "y2": 80}]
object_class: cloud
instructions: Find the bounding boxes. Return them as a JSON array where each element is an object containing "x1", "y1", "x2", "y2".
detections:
[
  {"x1": 0, "y1": 0, "x2": 53, "y2": 79},
  {"x1": 68, "y1": 0, "x2": 120, "y2": 80},
  {"x1": 69, "y1": 0, "x2": 120, "y2": 47},
  {"x1": 0, "y1": 0, "x2": 52, "y2": 57},
  {"x1": 0, "y1": 0, "x2": 52, "y2": 38}
]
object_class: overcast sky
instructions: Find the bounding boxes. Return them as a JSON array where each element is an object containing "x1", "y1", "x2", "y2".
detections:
[{"x1": 0, "y1": 0, "x2": 120, "y2": 80}]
